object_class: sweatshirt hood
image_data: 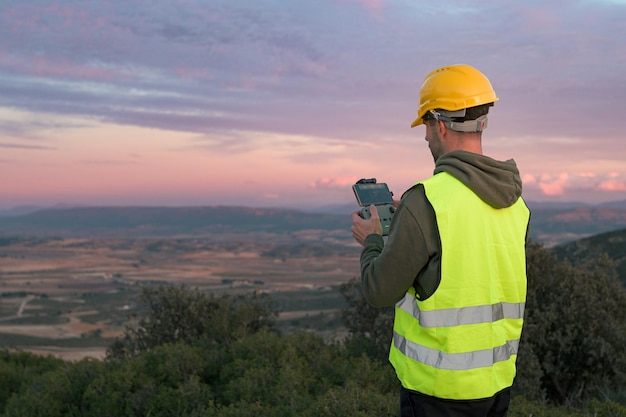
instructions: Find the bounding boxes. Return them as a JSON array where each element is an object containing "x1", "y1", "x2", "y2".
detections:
[{"x1": 434, "y1": 150, "x2": 523, "y2": 208}]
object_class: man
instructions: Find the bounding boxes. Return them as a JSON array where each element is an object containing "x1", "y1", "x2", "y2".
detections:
[{"x1": 351, "y1": 64, "x2": 530, "y2": 417}]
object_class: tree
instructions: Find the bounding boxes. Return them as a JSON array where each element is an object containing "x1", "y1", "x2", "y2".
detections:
[
  {"x1": 521, "y1": 240, "x2": 626, "y2": 405},
  {"x1": 107, "y1": 284, "x2": 278, "y2": 359},
  {"x1": 84, "y1": 343, "x2": 214, "y2": 417},
  {"x1": 215, "y1": 329, "x2": 397, "y2": 416},
  {"x1": 2, "y1": 358, "x2": 105, "y2": 417},
  {"x1": 340, "y1": 278, "x2": 394, "y2": 363},
  {"x1": 0, "y1": 350, "x2": 64, "y2": 414}
]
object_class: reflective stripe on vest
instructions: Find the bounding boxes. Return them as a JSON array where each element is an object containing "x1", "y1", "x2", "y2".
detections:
[
  {"x1": 393, "y1": 332, "x2": 520, "y2": 370},
  {"x1": 396, "y1": 293, "x2": 525, "y2": 328},
  {"x1": 389, "y1": 172, "x2": 529, "y2": 400}
]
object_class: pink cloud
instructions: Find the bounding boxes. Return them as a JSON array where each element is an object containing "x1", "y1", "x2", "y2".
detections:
[
  {"x1": 598, "y1": 180, "x2": 626, "y2": 192},
  {"x1": 537, "y1": 173, "x2": 569, "y2": 196},
  {"x1": 579, "y1": 172, "x2": 596, "y2": 178},
  {"x1": 526, "y1": 171, "x2": 626, "y2": 198},
  {"x1": 308, "y1": 177, "x2": 356, "y2": 190},
  {"x1": 538, "y1": 182, "x2": 566, "y2": 196}
]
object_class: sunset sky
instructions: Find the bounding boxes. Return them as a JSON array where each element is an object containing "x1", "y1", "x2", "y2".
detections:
[{"x1": 1, "y1": 0, "x2": 625, "y2": 211}]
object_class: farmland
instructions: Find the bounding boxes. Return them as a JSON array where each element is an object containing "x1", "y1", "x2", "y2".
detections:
[{"x1": 0, "y1": 237, "x2": 360, "y2": 360}]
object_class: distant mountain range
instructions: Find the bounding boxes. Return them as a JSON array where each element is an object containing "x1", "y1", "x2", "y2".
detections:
[
  {"x1": 552, "y1": 227, "x2": 626, "y2": 288},
  {"x1": 526, "y1": 200, "x2": 626, "y2": 210},
  {"x1": 0, "y1": 206, "x2": 352, "y2": 240},
  {"x1": 3, "y1": 199, "x2": 626, "y2": 217},
  {"x1": 0, "y1": 202, "x2": 626, "y2": 247},
  {"x1": 526, "y1": 204, "x2": 626, "y2": 247}
]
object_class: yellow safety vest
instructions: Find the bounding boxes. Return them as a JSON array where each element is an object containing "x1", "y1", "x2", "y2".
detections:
[{"x1": 389, "y1": 172, "x2": 529, "y2": 400}]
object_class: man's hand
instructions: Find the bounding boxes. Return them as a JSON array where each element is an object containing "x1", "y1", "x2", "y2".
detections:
[{"x1": 351, "y1": 204, "x2": 383, "y2": 246}]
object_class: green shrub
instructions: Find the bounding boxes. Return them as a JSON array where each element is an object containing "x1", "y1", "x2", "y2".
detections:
[
  {"x1": 509, "y1": 396, "x2": 626, "y2": 417},
  {"x1": 83, "y1": 344, "x2": 214, "y2": 417},
  {"x1": 523, "y1": 241, "x2": 626, "y2": 404},
  {"x1": 304, "y1": 380, "x2": 396, "y2": 417},
  {"x1": 107, "y1": 284, "x2": 278, "y2": 359},
  {"x1": 340, "y1": 278, "x2": 393, "y2": 362},
  {"x1": 0, "y1": 350, "x2": 64, "y2": 413},
  {"x1": 2, "y1": 358, "x2": 104, "y2": 417}
]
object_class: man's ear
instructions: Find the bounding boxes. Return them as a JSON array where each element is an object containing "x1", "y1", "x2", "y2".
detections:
[{"x1": 437, "y1": 119, "x2": 447, "y2": 137}]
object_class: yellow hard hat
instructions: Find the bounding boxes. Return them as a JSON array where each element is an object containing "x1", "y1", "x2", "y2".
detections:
[{"x1": 410, "y1": 64, "x2": 499, "y2": 128}]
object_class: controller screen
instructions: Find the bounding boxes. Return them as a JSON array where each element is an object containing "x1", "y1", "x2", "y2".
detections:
[{"x1": 354, "y1": 183, "x2": 393, "y2": 206}]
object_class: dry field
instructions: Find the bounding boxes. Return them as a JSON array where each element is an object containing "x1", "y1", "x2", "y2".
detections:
[{"x1": 0, "y1": 237, "x2": 361, "y2": 360}]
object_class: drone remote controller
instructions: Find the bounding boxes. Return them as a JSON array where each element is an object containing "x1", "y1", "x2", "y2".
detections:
[{"x1": 352, "y1": 178, "x2": 395, "y2": 236}]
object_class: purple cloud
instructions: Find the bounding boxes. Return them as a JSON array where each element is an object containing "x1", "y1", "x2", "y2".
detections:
[{"x1": 1, "y1": 0, "x2": 625, "y2": 207}]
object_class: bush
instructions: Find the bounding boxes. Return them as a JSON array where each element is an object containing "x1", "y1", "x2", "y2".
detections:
[
  {"x1": 2, "y1": 358, "x2": 105, "y2": 417},
  {"x1": 83, "y1": 343, "x2": 214, "y2": 417},
  {"x1": 340, "y1": 278, "x2": 393, "y2": 362},
  {"x1": 523, "y1": 241, "x2": 626, "y2": 405},
  {"x1": 509, "y1": 396, "x2": 626, "y2": 417},
  {"x1": 3, "y1": 329, "x2": 399, "y2": 417},
  {"x1": 107, "y1": 284, "x2": 278, "y2": 359},
  {"x1": 0, "y1": 350, "x2": 64, "y2": 414},
  {"x1": 304, "y1": 380, "x2": 397, "y2": 417}
]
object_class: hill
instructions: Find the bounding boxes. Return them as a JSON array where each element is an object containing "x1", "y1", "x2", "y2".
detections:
[
  {"x1": 527, "y1": 206, "x2": 626, "y2": 246},
  {"x1": 551, "y1": 227, "x2": 626, "y2": 287},
  {"x1": 0, "y1": 206, "x2": 353, "y2": 241},
  {"x1": 1, "y1": 204, "x2": 626, "y2": 246}
]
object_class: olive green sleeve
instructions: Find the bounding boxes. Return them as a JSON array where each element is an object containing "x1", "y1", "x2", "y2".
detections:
[{"x1": 359, "y1": 187, "x2": 437, "y2": 307}]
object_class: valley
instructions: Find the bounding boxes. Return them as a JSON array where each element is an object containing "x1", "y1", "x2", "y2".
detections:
[
  {"x1": 2, "y1": 203, "x2": 626, "y2": 361},
  {"x1": 0, "y1": 237, "x2": 360, "y2": 360}
]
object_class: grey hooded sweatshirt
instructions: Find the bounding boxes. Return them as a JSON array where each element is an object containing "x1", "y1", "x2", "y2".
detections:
[{"x1": 359, "y1": 149, "x2": 526, "y2": 307}]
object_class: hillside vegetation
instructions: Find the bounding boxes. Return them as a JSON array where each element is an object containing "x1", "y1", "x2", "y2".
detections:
[
  {"x1": 551, "y1": 227, "x2": 626, "y2": 287},
  {"x1": 1, "y1": 241, "x2": 626, "y2": 416}
]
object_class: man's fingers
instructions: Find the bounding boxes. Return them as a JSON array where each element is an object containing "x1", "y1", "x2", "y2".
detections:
[{"x1": 369, "y1": 204, "x2": 380, "y2": 220}]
